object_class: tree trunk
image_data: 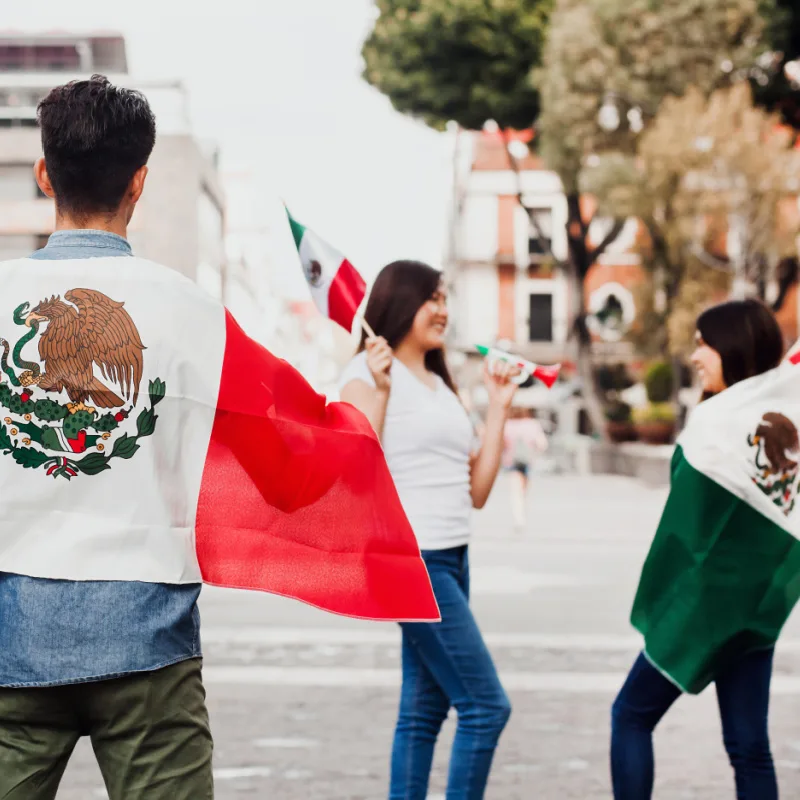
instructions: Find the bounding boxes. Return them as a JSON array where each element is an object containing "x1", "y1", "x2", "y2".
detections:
[
  {"x1": 565, "y1": 194, "x2": 610, "y2": 441},
  {"x1": 565, "y1": 260, "x2": 607, "y2": 440},
  {"x1": 664, "y1": 261, "x2": 683, "y2": 424},
  {"x1": 646, "y1": 218, "x2": 684, "y2": 423},
  {"x1": 670, "y1": 354, "x2": 684, "y2": 434},
  {"x1": 576, "y1": 324, "x2": 608, "y2": 440},
  {"x1": 772, "y1": 256, "x2": 797, "y2": 312}
]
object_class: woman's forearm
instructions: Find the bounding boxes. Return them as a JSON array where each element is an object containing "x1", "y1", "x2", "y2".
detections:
[
  {"x1": 340, "y1": 381, "x2": 391, "y2": 441},
  {"x1": 363, "y1": 387, "x2": 391, "y2": 440},
  {"x1": 360, "y1": 389, "x2": 389, "y2": 440},
  {"x1": 470, "y1": 401, "x2": 510, "y2": 509}
]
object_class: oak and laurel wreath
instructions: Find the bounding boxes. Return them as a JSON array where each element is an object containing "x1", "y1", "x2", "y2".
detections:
[{"x1": 0, "y1": 379, "x2": 166, "y2": 480}]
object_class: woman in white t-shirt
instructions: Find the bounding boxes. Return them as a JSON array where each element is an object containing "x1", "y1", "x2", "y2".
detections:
[{"x1": 339, "y1": 260, "x2": 519, "y2": 800}]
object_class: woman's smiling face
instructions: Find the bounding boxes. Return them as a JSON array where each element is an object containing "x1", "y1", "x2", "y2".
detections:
[{"x1": 690, "y1": 330, "x2": 726, "y2": 395}]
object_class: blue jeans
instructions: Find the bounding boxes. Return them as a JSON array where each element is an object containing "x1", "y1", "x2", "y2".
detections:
[
  {"x1": 611, "y1": 650, "x2": 777, "y2": 799},
  {"x1": 389, "y1": 546, "x2": 511, "y2": 800}
]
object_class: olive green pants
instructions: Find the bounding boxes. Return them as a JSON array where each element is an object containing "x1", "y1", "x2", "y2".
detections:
[{"x1": 0, "y1": 658, "x2": 213, "y2": 800}]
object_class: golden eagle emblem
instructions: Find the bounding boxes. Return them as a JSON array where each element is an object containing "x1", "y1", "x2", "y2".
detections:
[
  {"x1": 748, "y1": 412, "x2": 800, "y2": 516},
  {"x1": 0, "y1": 289, "x2": 165, "y2": 480},
  {"x1": 304, "y1": 259, "x2": 324, "y2": 288},
  {"x1": 26, "y1": 289, "x2": 144, "y2": 411}
]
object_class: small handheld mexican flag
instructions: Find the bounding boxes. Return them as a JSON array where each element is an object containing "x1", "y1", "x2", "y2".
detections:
[
  {"x1": 632, "y1": 358, "x2": 800, "y2": 693},
  {"x1": 286, "y1": 209, "x2": 367, "y2": 333}
]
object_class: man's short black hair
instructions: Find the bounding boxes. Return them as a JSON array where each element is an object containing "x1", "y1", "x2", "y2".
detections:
[{"x1": 37, "y1": 74, "x2": 156, "y2": 216}]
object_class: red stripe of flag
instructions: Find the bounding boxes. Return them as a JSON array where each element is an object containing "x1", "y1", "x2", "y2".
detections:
[
  {"x1": 195, "y1": 311, "x2": 440, "y2": 622},
  {"x1": 329, "y1": 258, "x2": 366, "y2": 332}
]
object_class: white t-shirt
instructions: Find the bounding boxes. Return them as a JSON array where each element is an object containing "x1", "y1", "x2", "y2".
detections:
[{"x1": 339, "y1": 352, "x2": 474, "y2": 551}]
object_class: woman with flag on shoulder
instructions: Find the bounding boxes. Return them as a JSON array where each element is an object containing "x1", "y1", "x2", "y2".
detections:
[
  {"x1": 339, "y1": 260, "x2": 519, "y2": 800},
  {"x1": 611, "y1": 298, "x2": 797, "y2": 800}
]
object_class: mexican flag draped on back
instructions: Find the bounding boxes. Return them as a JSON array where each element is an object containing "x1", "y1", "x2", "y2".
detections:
[
  {"x1": 632, "y1": 357, "x2": 800, "y2": 693},
  {"x1": 0, "y1": 254, "x2": 439, "y2": 623}
]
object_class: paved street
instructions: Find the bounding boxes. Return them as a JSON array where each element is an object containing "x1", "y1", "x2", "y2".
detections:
[{"x1": 58, "y1": 473, "x2": 800, "y2": 799}]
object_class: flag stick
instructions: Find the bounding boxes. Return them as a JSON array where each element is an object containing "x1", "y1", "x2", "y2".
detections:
[{"x1": 360, "y1": 317, "x2": 377, "y2": 339}]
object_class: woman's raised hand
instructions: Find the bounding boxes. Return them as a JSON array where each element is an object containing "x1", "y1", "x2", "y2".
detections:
[{"x1": 365, "y1": 336, "x2": 393, "y2": 392}]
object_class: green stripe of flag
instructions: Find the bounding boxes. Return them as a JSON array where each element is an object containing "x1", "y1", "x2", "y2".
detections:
[
  {"x1": 632, "y1": 445, "x2": 800, "y2": 693},
  {"x1": 285, "y1": 208, "x2": 306, "y2": 249}
]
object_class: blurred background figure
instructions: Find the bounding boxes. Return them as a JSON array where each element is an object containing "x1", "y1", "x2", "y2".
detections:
[{"x1": 503, "y1": 408, "x2": 548, "y2": 530}]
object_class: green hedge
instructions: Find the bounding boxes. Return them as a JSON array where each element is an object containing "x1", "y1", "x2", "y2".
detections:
[
  {"x1": 633, "y1": 402, "x2": 676, "y2": 423},
  {"x1": 605, "y1": 400, "x2": 632, "y2": 423},
  {"x1": 644, "y1": 361, "x2": 674, "y2": 404}
]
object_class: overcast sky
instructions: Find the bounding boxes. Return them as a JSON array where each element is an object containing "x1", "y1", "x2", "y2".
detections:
[{"x1": 2, "y1": 1, "x2": 454, "y2": 295}]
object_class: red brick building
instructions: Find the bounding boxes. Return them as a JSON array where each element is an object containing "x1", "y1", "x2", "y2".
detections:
[
  {"x1": 445, "y1": 129, "x2": 645, "y2": 379},
  {"x1": 445, "y1": 128, "x2": 800, "y2": 383}
]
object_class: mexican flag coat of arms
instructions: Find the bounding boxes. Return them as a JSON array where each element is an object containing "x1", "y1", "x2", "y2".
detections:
[{"x1": 0, "y1": 255, "x2": 439, "y2": 623}]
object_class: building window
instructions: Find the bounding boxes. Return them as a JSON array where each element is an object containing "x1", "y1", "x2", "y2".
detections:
[
  {"x1": 528, "y1": 293, "x2": 553, "y2": 342},
  {"x1": 0, "y1": 118, "x2": 37, "y2": 128},
  {"x1": 528, "y1": 208, "x2": 553, "y2": 261},
  {"x1": 587, "y1": 282, "x2": 636, "y2": 343},
  {"x1": 0, "y1": 44, "x2": 80, "y2": 72}
]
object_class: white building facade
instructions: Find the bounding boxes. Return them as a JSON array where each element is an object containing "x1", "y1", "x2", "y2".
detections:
[
  {"x1": 445, "y1": 129, "x2": 642, "y2": 375},
  {"x1": 0, "y1": 31, "x2": 226, "y2": 288}
]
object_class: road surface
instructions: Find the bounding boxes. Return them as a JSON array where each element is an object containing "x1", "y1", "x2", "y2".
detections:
[{"x1": 57, "y1": 473, "x2": 800, "y2": 798}]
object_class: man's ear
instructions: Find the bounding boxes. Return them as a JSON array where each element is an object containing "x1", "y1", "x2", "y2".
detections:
[
  {"x1": 129, "y1": 165, "x2": 148, "y2": 205},
  {"x1": 34, "y1": 158, "x2": 55, "y2": 199}
]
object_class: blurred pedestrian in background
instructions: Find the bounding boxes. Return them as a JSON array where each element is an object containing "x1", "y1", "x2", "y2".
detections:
[
  {"x1": 340, "y1": 260, "x2": 519, "y2": 800},
  {"x1": 503, "y1": 408, "x2": 548, "y2": 530}
]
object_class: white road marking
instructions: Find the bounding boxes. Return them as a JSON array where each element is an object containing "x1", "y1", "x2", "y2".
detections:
[
  {"x1": 213, "y1": 766, "x2": 273, "y2": 780},
  {"x1": 200, "y1": 626, "x2": 800, "y2": 654},
  {"x1": 563, "y1": 759, "x2": 590, "y2": 771},
  {"x1": 202, "y1": 627, "x2": 638, "y2": 649},
  {"x1": 202, "y1": 665, "x2": 800, "y2": 694},
  {"x1": 255, "y1": 737, "x2": 318, "y2": 749},
  {"x1": 503, "y1": 764, "x2": 543, "y2": 774},
  {"x1": 470, "y1": 567, "x2": 590, "y2": 593},
  {"x1": 283, "y1": 769, "x2": 314, "y2": 780}
]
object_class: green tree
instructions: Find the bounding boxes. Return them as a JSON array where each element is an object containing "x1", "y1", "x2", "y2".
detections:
[
  {"x1": 592, "y1": 83, "x2": 800, "y2": 371},
  {"x1": 362, "y1": 0, "x2": 777, "y2": 438},
  {"x1": 757, "y1": 0, "x2": 800, "y2": 127},
  {"x1": 362, "y1": 0, "x2": 552, "y2": 131},
  {"x1": 362, "y1": 0, "x2": 554, "y2": 244},
  {"x1": 536, "y1": 0, "x2": 774, "y2": 433}
]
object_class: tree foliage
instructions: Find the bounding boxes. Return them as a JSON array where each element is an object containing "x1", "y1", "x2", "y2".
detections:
[
  {"x1": 362, "y1": 0, "x2": 553, "y2": 131},
  {"x1": 533, "y1": 0, "x2": 774, "y2": 432},
  {"x1": 537, "y1": 0, "x2": 774, "y2": 193},
  {"x1": 361, "y1": 0, "x2": 784, "y2": 437},
  {"x1": 591, "y1": 83, "x2": 800, "y2": 356},
  {"x1": 756, "y1": 0, "x2": 800, "y2": 127}
]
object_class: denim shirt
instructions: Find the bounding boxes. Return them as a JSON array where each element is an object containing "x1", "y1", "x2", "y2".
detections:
[{"x1": 0, "y1": 230, "x2": 201, "y2": 687}]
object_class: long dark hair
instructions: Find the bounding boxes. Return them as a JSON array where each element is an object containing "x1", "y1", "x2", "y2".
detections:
[
  {"x1": 359, "y1": 260, "x2": 458, "y2": 394},
  {"x1": 696, "y1": 299, "x2": 784, "y2": 395}
]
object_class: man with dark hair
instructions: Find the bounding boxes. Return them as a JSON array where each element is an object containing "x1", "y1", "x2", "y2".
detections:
[
  {"x1": 0, "y1": 73, "x2": 440, "y2": 800},
  {"x1": 0, "y1": 75, "x2": 213, "y2": 800},
  {"x1": 35, "y1": 74, "x2": 156, "y2": 222}
]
